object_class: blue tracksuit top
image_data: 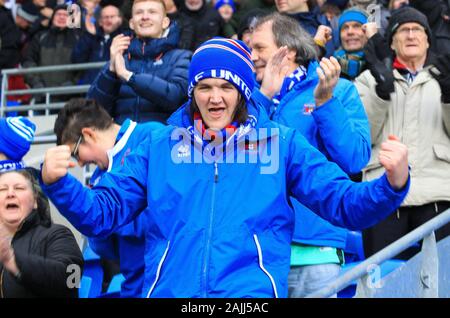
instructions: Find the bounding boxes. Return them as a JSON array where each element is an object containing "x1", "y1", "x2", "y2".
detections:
[
  {"x1": 41, "y1": 97, "x2": 408, "y2": 298},
  {"x1": 88, "y1": 119, "x2": 164, "y2": 297},
  {"x1": 253, "y1": 61, "x2": 371, "y2": 249}
]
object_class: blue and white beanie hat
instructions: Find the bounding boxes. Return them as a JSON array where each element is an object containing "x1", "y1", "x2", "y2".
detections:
[
  {"x1": 0, "y1": 117, "x2": 36, "y2": 162},
  {"x1": 188, "y1": 37, "x2": 256, "y2": 102},
  {"x1": 215, "y1": 0, "x2": 236, "y2": 12}
]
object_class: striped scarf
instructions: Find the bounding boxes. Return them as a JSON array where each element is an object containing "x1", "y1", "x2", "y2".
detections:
[
  {"x1": 182, "y1": 104, "x2": 258, "y2": 151},
  {"x1": 272, "y1": 66, "x2": 308, "y2": 107},
  {"x1": 0, "y1": 160, "x2": 26, "y2": 173},
  {"x1": 334, "y1": 49, "x2": 366, "y2": 80}
]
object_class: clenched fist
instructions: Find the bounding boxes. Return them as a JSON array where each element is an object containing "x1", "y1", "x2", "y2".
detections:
[
  {"x1": 41, "y1": 146, "x2": 76, "y2": 185},
  {"x1": 379, "y1": 135, "x2": 409, "y2": 190}
]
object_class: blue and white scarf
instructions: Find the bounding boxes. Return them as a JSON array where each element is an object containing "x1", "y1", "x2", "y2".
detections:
[
  {"x1": 182, "y1": 102, "x2": 258, "y2": 155},
  {"x1": 272, "y1": 66, "x2": 308, "y2": 107},
  {"x1": 0, "y1": 160, "x2": 26, "y2": 173}
]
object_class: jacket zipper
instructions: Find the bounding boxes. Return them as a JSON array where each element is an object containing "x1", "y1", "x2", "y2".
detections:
[
  {"x1": 253, "y1": 234, "x2": 279, "y2": 298},
  {"x1": 134, "y1": 40, "x2": 146, "y2": 122},
  {"x1": 146, "y1": 240, "x2": 170, "y2": 298},
  {"x1": 202, "y1": 161, "x2": 219, "y2": 297}
]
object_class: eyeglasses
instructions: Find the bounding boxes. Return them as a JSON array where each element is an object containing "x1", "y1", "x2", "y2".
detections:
[
  {"x1": 101, "y1": 15, "x2": 120, "y2": 20},
  {"x1": 397, "y1": 26, "x2": 425, "y2": 36},
  {"x1": 71, "y1": 135, "x2": 83, "y2": 161}
]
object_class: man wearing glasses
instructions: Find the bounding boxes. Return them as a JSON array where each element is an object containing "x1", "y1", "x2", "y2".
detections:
[
  {"x1": 56, "y1": 98, "x2": 164, "y2": 297},
  {"x1": 72, "y1": 5, "x2": 124, "y2": 84},
  {"x1": 355, "y1": 6, "x2": 450, "y2": 260}
]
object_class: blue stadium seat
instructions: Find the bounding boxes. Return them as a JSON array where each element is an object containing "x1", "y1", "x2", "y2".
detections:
[
  {"x1": 78, "y1": 276, "x2": 92, "y2": 298},
  {"x1": 82, "y1": 244, "x2": 104, "y2": 298},
  {"x1": 344, "y1": 231, "x2": 365, "y2": 263},
  {"x1": 6, "y1": 100, "x2": 20, "y2": 117},
  {"x1": 107, "y1": 273, "x2": 125, "y2": 293},
  {"x1": 96, "y1": 274, "x2": 125, "y2": 298}
]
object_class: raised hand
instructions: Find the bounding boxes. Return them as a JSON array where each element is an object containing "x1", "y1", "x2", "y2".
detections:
[
  {"x1": 364, "y1": 33, "x2": 394, "y2": 100},
  {"x1": 314, "y1": 25, "x2": 332, "y2": 47},
  {"x1": 259, "y1": 46, "x2": 290, "y2": 99},
  {"x1": 314, "y1": 56, "x2": 341, "y2": 106},
  {"x1": 114, "y1": 52, "x2": 133, "y2": 82},
  {"x1": 379, "y1": 135, "x2": 409, "y2": 190},
  {"x1": 109, "y1": 34, "x2": 131, "y2": 73},
  {"x1": 0, "y1": 221, "x2": 19, "y2": 276},
  {"x1": 429, "y1": 53, "x2": 450, "y2": 103},
  {"x1": 41, "y1": 146, "x2": 76, "y2": 185},
  {"x1": 362, "y1": 22, "x2": 378, "y2": 40}
]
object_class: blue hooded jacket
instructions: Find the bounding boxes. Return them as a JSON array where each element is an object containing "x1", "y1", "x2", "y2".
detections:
[
  {"x1": 41, "y1": 97, "x2": 408, "y2": 298},
  {"x1": 87, "y1": 119, "x2": 164, "y2": 297},
  {"x1": 253, "y1": 61, "x2": 371, "y2": 249},
  {"x1": 87, "y1": 22, "x2": 192, "y2": 124}
]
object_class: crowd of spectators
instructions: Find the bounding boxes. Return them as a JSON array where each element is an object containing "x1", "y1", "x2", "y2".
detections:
[{"x1": 0, "y1": 0, "x2": 449, "y2": 298}]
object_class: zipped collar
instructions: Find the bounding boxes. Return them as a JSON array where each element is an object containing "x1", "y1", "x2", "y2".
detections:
[
  {"x1": 125, "y1": 21, "x2": 180, "y2": 60},
  {"x1": 11, "y1": 210, "x2": 42, "y2": 240},
  {"x1": 106, "y1": 119, "x2": 137, "y2": 172}
]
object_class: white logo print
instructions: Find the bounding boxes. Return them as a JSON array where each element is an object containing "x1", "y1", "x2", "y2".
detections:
[{"x1": 177, "y1": 144, "x2": 190, "y2": 158}]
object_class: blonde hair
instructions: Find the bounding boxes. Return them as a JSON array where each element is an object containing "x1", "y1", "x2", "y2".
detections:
[{"x1": 132, "y1": 0, "x2": 167, "y2": 14}]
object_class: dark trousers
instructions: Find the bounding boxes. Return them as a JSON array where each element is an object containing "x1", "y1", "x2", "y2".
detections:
[{"x1": 363, "y1": 201, "x2": 450, "y2": 260}]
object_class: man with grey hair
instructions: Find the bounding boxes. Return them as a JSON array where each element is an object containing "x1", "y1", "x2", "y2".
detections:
[
  {"x1": 355, "y1": 6, "x2": 450, "y2": 260},
  {"x1": 250, "y1": 12, "x2": 371, "y2": 297}
]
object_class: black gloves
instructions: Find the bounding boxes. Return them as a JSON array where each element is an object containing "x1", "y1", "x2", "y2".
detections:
[
  {"x1": 429, "y1": 53, "x2": 450, "y2": 103},
  {"x1": 364, "y1": 33, "x2": 395, "y2": 101}
]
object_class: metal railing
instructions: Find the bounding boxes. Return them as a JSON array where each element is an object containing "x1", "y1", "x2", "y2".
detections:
[
  {"x1": 307, "y1": 208, "x2": 450, "y2": 298},
  {"x1": 1, "y1": 62, "x2": 105, "y2": 117}
]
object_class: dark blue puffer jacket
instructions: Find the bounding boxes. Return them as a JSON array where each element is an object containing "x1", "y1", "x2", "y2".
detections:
[{"x1": 87, "y1": 22, "x2": 192, "y2": 124}]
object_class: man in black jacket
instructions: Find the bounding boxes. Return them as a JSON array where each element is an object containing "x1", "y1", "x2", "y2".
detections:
[
  {"x1": 176, "y1": 0, "x2": 224, "y2": 51},
  {"x1": 0, "y1": 0, "x2": 22, "y2": 73},
  {"x1": 23, "y1": 5, "x2": 81, "y2": 102},
  {"x1": 72, "y1": 4, "x2": 124, "y2": 84}
]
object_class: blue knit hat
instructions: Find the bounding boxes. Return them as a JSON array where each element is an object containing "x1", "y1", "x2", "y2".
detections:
[
  {"x1": 338, "y1": 8, "x2": 369, "y2": 34},
  {"x1": 0, "y1": 117, "x2": 36, "y2": 161},
  {"x1": 188, "y1": 38, "x2": 255, "y2": 102},
  {"x1": 215, "y1": 0, "x2": 235, "y2": 12}
]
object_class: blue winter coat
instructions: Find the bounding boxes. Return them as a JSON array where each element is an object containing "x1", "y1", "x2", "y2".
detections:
[
  {"x1": 88, "y1": 119, "x2": 165, "y2": 297},
  {"x1": 41, "y1": 97, "x2": 408, "y2": 298},
  {"x1": 87, "y1": 23, "x2": 192, "y2": 124},
  {"x1": 254, "y1": 61, "x2": 371, "y2": 249}
]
